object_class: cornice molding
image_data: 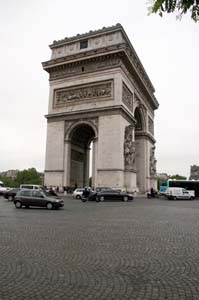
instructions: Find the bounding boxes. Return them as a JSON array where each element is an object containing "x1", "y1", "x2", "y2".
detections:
[
  {"x1": 45, "y1": 169, "x2": 64, "y2": 172},
  {"x1": 50, "y1": 23, "x2": 123, "y2": 48},
  {"x1": 42, "y1": 47, "x2": 158, "y2": 109},
  {"x1": 45, "y1": 105, "x2": 136, "y2": 125}
]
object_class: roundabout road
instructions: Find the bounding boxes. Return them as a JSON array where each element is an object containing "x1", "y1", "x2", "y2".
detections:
[{"x1": 1, "y1": 195, "x2": 199, "y2": 300}]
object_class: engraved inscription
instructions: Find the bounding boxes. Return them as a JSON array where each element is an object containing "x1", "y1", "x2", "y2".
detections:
[{"x1": 54, "y1": 81, "x2": 113, "y2": 107}]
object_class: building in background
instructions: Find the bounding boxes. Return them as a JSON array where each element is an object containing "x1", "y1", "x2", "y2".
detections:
[
  {"x1": 189, "y1": 165, "x2": 199, "y2": 180},
  {"x1": 0, "y1": 170, "x2": 19, "y2": 179}
]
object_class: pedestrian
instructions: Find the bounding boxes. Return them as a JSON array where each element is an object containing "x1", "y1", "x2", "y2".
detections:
[{"x1": 63, "y1": 186, "x2": 67, "y2": 195}]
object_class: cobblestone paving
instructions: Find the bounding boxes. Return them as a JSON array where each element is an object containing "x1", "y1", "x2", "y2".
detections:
[{"x1": 1, "y1": 196, "x2": 199, "y2": 299}]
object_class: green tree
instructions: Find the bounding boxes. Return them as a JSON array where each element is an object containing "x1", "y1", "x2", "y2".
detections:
[
  {"x1": 0, "y1": 176, "x2": 16, "y2": 188},
  {"x1": 148, "y1": 0, "x2": 199, "y2": 22},
  {"x1": 15, "y1": 168, "x2": 42, "y2": 186},
  {"x1": 169, "y1": 174, "x2": 187, "y2": 180}
]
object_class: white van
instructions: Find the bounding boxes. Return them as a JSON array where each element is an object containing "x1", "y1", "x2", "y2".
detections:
[
  {"x1": 166, "y1": 187, "x2": 195, "y2": 200},
  {"x1": 20, "y1": 184, "x2": 44, "y2": 190},
  {"x1": 0, "y1": 181, "x2": 8, "y2": 195}
]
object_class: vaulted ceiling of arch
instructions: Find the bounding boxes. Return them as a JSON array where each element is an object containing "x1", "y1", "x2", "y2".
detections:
[{"x1": 71, "y1": 124, "x2": 95, "y2": 147}]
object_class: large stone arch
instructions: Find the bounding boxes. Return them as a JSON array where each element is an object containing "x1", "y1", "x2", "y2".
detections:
[{"x1": 43, "y1": 24, "x2": 159, "y2": 192}]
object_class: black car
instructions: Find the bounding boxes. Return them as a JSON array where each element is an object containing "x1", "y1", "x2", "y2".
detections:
[
  {"x1": 82, "y1": 189, "x2": 133, "y2": 202},
  {"x1": 14, "y1": 189, "x2": 64, "y2": 209},
  {"x1": 4, "y1": 188, "x2": 20, "y2": 201}
]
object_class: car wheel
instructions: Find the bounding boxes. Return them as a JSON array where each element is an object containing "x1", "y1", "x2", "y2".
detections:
[
  {"x1": 96, "y1": 197, "x2": 100, "y2": 202},
  {"x1": 99, "y1": 196, "x2": 104, "y2": 201},
  {"x1": 173, "y1": 196, "x2": 177, "y2": 200},
  {"x1": 46, "y1": 202, "x2": 53, "y2": 210},
  {"x1": 190, "y1": 196, "x2": 194, "y2": 200},
  {"x1": 15, "y1": 201, "x2": 22, "y2": 209},
  {"x1": 76, "y1": 195, "x2": 81, "y2": 199},
  {"x1": 8, "y1": 195, "x2": 13, "y2": 201},
  {"x1": 123, "y1": 196, "x2": 128, "y2": 202}
]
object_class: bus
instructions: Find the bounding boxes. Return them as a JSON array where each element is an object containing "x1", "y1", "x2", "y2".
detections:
[{"x1": 160, "y1": 179, "x2": 199, "y2": 197}]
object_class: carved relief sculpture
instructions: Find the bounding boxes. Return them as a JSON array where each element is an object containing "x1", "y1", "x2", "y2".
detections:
[
  {"x1": 124, "y1": 125, "x2": 136, "y2": 169},
  {"x1": 148, "y1": 116, "x2": 154, "y2": 135},
  {"x1": 54, "y1": 81, "x2": 113, "y2": 107},
  {"x1": 150, "y1": 146, "x2": 157, "y2": 176},
  {"x1": 122, "y1": 83, "x2": 133, "y2": 112}
]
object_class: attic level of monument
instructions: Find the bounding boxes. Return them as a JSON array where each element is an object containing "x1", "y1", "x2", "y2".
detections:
[
  {"x1": 42, "y1": 24, "x2": 158, "y2": 110},
  {"x1": 43, "y1": 24, "x2": 159, "y2": 192}
]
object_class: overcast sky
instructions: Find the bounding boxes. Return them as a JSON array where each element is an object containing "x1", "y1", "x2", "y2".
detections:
[{"x1": 0, "y1": 0, "x2": 198, "y2": 178}]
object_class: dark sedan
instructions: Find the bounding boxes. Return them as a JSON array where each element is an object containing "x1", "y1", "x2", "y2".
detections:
[
  {"x1": 4, "y1": 188, "x2": 20, "y2": 201},
  {"x1": 14, "y1": 189, "x2": 64, "y2": 209},
  {"x1": 82, "y1": 189, "x2": 133, "y2": 202}
]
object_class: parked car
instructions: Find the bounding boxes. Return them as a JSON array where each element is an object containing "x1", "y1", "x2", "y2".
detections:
[
  {"x1": 4, "y1": 188, "x2": 20, "y2": 201},
  {"x1": 166, "y1": 187, "x2": 194, "y2": 200},
  {"x1": 95, "y1": 187, "x2": 112, "y2": 193},
  {"x1": 20, "y1": 184, "x2": 44, "y2": 190},
  {"x1": 72, "y1": 188, "x2": 84, "y2": 199},
  {"x1": 82, "y1": 189, "x2": 133, "y2": 202},
  {"x1": 14, "y1": 189, "x2": 64, "y2": 209}
]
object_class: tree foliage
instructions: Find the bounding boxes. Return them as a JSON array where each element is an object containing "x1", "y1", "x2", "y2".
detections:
[
  {"x1": 15, "y1": 168, "x2": 42, "y2": 186},
  {"x1": 0, "y1": 168, "x2": 42, "y2": 187},
  {"x1": 169, "y1": 174, "x2": 187, "y2": 180},
  {"x1": 148, "y1": 0, "x2": 199, "y2": 22},
  {"x1": 0, "y1": 176, "x2": 16, "y2": 188}
]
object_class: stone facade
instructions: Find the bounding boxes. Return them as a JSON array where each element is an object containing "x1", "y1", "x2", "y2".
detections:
[{"x1": 42, "y1": 24, "x2": 159, "y2": 192}]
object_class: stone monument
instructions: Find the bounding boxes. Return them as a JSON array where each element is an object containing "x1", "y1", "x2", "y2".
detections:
[{"x1": 42, "y1": 24, "x2": 159, "y2": 192}]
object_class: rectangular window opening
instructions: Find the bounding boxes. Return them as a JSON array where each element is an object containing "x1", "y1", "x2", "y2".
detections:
[{"x1": 80, "y1": 39, "x2": 88, "y2": 49}]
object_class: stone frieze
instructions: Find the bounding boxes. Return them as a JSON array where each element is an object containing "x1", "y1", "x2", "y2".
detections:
[{"x1": 54, "y1": 81, "x2": 113, "y2": 107}]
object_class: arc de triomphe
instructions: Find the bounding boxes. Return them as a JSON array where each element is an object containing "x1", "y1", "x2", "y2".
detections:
[{"x1": 42, "y1": 24, "x2": 159, "y2": 193}]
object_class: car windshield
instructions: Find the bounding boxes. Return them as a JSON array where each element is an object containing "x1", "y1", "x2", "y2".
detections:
[{"x1": 43, "y1": 190, "x2": 59, "y2": 198}]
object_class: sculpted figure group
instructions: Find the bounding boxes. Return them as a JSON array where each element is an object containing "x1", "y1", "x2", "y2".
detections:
[
  {"x1": 124, "y1": 125, "x2": 136, "y2": 169},
  {"x1": 150, "y1": 146, "x2": 157, "y2": 176}
]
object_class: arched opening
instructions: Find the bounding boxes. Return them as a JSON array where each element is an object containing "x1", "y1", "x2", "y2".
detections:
[
  {"x1": 69, "y1": 124, "x2": 96, "y2": 188},
  {"x1": 134, "y1": 107, "x2": 143, "y2": 131}
]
